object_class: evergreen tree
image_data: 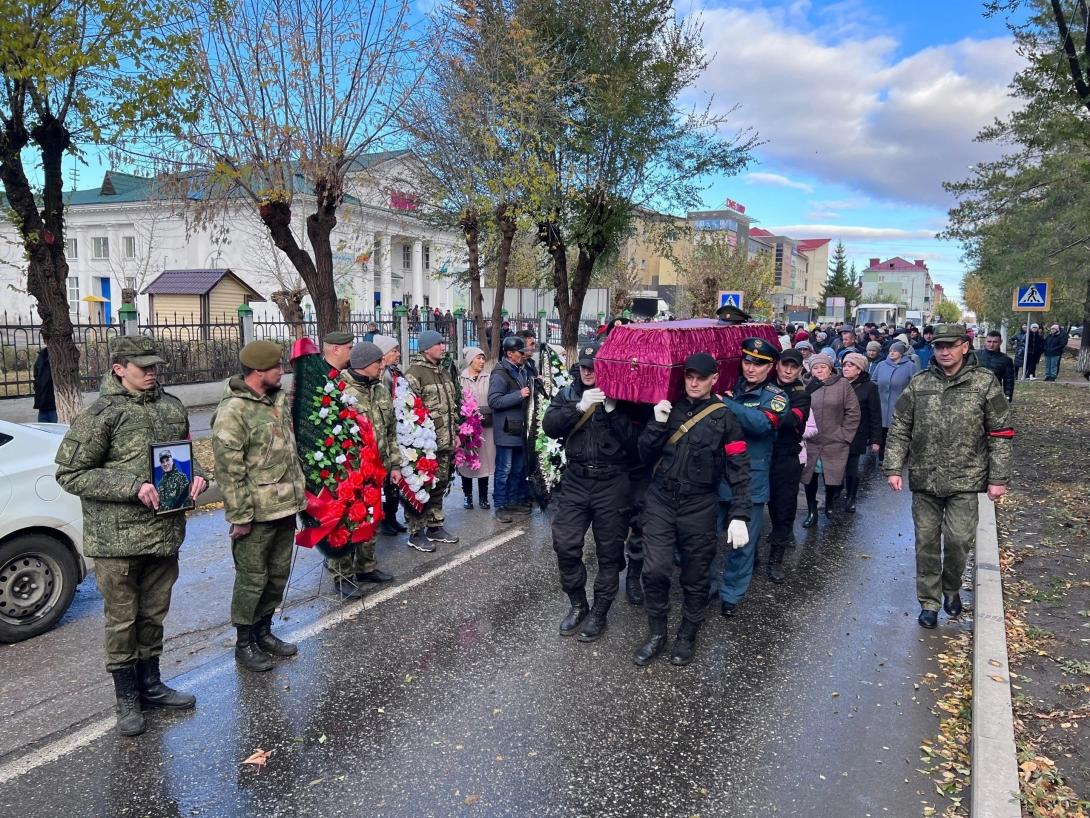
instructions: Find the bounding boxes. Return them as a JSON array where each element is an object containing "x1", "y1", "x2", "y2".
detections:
[{"x1": 819, "y1": 241, "x2": 857, "y2": 314}]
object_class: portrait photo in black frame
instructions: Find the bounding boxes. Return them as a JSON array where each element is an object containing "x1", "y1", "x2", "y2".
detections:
[{"x1": 150, "y1": 440, "x2": 195, "y2": 515}]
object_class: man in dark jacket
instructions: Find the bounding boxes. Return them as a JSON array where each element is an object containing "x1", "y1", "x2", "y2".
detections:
[
  {"x1": 542, "y1": 341, "x2": 638, "y2": 642},
  {"x1": 487, "y1": 335, "x2": 531, "y2": 522},
  {"x1": 33, "y1": 344, "x2": 57, "y2": 422},
  {"x1": 1042, "y1": 323, "x2": 1069, "y2": 381},
  {"x1": 977, "y1": 331, "x2": 1015, "y2": 400},
  {"x1": 765, "y1": 348, "x2": 811, "y2": 582},
  {"x1": 633, "y1": 353, "x2": 752, "y2": 667},
  {"x1": 1024, "y1": 323, "x2": 1044, "y2": 379}
]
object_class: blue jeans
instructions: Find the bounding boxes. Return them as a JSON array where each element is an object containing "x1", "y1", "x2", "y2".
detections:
[
  {"x1": 37, "y1": 409, "x2": 58, "y2": 423},
  {"x1": 493, "y1": 445, "x2": 528, "y2": 508},
  {"x1": 1044, "y1": 355, "x2": 1061, "y2": 380},
  {"x1": 714, "y1": 503, "x2": 766, "y2": 604}
]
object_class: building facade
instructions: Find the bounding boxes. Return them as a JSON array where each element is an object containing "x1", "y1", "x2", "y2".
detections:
[{"x1": 860, "y1": 257, "x2": 934, "y2": 314}]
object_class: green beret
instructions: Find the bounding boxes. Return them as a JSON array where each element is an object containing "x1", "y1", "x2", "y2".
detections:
[
  {"x1": 109, "y1": 335, "x2": 165, "y2": 366},
  {"x1": 323, "y1": 331, "x2": 354, "y2": 345},
  {"x1": 239, "y1": 340, "x2": 283, "y2": 370},
  {"x1": 931, "y1": 323, "x2": 968, "y2": 343}
]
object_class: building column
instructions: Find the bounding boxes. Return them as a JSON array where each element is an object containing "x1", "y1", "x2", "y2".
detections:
[
  {"x1": 428, "y1": 242, "x2": 442, "y2": 308},
  {"x1": 378, "y1": 233, "x2": 393, "y2": 315},
  {"x1": 411, "y1": 238, "x2": 424, "y2": 308},
  {"x1": 355, "y1": 232, "x2": 375, "y2": 317}
]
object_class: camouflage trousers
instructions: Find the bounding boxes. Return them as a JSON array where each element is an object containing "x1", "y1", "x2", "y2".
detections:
[
  {"x1": 324, "y1": 536, "x2": 377, "y2": 578},
  {"x1": 911, "y1": 491, "x2": 978, "y2": 611},
  {"x1": 405, "y1": 449, "x2": 453, "y2": 534},
  {"x1": 231, "y1": 516, "x2": 296, "y2": 626},
  {"x1": 94, "y1": 554, "x2": 179, "y2": 672}
]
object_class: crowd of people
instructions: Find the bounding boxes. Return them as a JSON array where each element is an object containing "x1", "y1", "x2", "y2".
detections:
[{"x1": 54, "y1": 310, "x2": 1016, "y2": 737}]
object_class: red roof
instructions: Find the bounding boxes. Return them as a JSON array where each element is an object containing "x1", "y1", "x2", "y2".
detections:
[
  {"x1": 864, "y1": 256, "x2": 928, "y2": 271},
  {"x1": 796, "y1": 238, "x2": 831, "y2": 251},
  {"x1": 748, "y1": 227, "x2": 774, "y2": 237}
]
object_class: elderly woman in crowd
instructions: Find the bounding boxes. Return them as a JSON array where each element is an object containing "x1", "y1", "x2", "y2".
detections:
[
  {"x1": 801, "y1": 354, "x2": 861, "y2": 527},
  {"x1": 871, "y1": 340, "x2": 916, "y2": 460},
  {"x1": 839, "y1": 352, "x2": 882, "y2": 513},
  {"x1": 865, "y1": 340, "x2": 885, "y2": 373},
  {"x1": 457, "y1": 346, "x2": 496, "y2": 510}
]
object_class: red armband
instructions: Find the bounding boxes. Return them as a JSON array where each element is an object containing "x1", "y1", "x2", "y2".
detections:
[
  {"x1": 724, "y1": 440, "x2": 747, "y2": 456},
  {"x1": 761, "y1": 409, "x2": 781, "y2": 428},
  {"x1": 791, "y1": 408, "x2": 805, "y2": 423},
  {"x1": 988, "y1": 428, "x2": 1015, "y2": 439}
]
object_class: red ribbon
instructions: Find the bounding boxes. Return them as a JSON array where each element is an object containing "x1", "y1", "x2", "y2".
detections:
[{"x1": 295, "y1": 487, "x2": 345, "y2": 548}]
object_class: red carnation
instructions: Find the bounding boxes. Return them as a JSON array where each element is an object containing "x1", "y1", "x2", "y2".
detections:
[
  {"x1": 348, "y1": 502, "x2": 368, "y2": 523},
  {"x1": 337, "y1": 381, "x2": 347, "y2": 391},
  {"x1": 347, "y1": 471, "x2": 365, "y2": 488},
  {"x1": 328, "y1": 528, "x2": 349, "y2": 548},
  {"x1": 321, "y1": 395, "x2": 332, "y2": 406},
  {"x1": 328, "y1": 368, "x2": 339, "y2": 378},
  {"x1": 339, "y1": 410, "x2": 349, "y2": 419},
  {"x1": 320, "y1": 469, "x2": 331, "y2": 479}
]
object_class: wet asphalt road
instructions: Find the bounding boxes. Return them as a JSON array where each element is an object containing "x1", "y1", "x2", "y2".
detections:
[{"x1": 0, "y1": 467, "x2": 962, "y2": 817}]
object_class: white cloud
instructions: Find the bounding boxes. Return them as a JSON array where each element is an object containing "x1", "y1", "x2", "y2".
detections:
[
  {"x1": 745, "y1": 171, "x2": 814, "y2": 192},
  {"x1": 767, "y1": 224, "x2": 937, "y2": 240},
  {"x1": 692, "y1": 4, "x2": 1025, "y2": 207}
]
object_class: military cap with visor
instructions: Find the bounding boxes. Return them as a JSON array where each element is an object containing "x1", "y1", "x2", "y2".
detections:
[
  {"x1": 323, "y1": 330, "x2": 354, "y2": 345},
  {"x1": 110, "y1": 335, "x2": 166, "y2": 367},
  {"x1": 239, "y1": 339, "x2": 284, "y2": 370},
  {"x1": 931, "y1": 323, "x2": 969, "y2": 343},
  {"x1": 741, "y1": 336, "x2": 780, "y2": 364},
  {"x1": 684, "y1": 352, "x2": 718, "y2": 376},
  {"x1": 577, "y1": 341, "x2": 600, "y2": 368}
]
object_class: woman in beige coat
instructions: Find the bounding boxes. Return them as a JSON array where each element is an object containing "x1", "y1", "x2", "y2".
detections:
[
  {"x1": 458, "y1": 347, "x2": 497, "y2": 509},
  {"x1": 801, "y1": 354, "x2": 860, "y2": 527}
]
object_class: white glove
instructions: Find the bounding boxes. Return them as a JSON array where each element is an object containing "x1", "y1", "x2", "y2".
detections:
[
  {"x1": 726, "y1": 519, "x2": 749, "y2": 549},
  {"x1": 653, "y1": 399, "x2": 672, "y2": 422},
  {"x1": 603, "y1": 398, "x2": 617, "y2": 413},
  {"x1": 577, "y1": 387, "x2": 606, "y2": 412}
]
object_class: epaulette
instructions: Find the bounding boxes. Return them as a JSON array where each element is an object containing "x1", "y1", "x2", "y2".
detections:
[
  {"x1": 88, "y1": 395, "x2": 123, "y2": 416},
  {"x1": 764, "y1": 382, "x2": 786, "y2": 395}
]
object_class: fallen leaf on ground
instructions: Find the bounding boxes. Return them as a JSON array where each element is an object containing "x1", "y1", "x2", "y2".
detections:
[{"x1": 242, "y1": 749, "x2": 270, "y2": 767}]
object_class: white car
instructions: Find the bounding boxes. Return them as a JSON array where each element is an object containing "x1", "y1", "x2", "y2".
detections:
[{"x1": 0, "y1": 419, "x2": 89, "y2": 643}]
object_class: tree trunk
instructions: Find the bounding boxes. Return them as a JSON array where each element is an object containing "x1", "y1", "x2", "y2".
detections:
[
  {"x1": 487, "y1": 207, "x2": 516, "y2": 361},
  {"x1": 1078, "y1": 275, "x2": 1090, "y2": 379},
  {"x1": 538, "y1": 218, "x2": 573, "y2": 359},
  {"x1": 0, "y1": 114, "x2": 83, "y2": 421},
  {"x1": 271, "y1": 289, "x2": 306, "y2": 339},
  {"x1": 460, "y1": 210, "x2": 489, "y2": 358}
]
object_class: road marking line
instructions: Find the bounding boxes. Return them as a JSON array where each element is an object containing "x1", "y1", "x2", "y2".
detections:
[{"x1": 0, "y1": 527, "x2": 524, "y2": 786}]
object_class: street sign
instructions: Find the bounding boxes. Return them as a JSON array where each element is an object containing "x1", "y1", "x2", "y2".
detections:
[
  {"x1": 1012, "y1": 279, "x2": 1052, "y2": 311},
  {"x1": 718, "y1": 291, "x2": 744, "y2": 311}
]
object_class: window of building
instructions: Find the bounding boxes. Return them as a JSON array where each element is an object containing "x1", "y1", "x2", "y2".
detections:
[
  {"x1": 423, "y1": 244, "x2": 431, "y2": 270},
  {"x1": 92, "y1": 237, "x2": 109, "y2": 259},
  {"x1": 66, "y1": 238, "x2": 78, "y2": 259},
  {"x1": 123, "y1": 236, "x2": 136, "y2": 259},
  {"x1": 67, "y1": 276, "x2": 80, "y2": 305},
  {"x1": 402, "y1": 244, "x2": 411, "y2": 269}
]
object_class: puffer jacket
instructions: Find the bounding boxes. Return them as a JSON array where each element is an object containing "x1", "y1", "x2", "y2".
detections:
[
  {"x1": 406, "y1": 354, "x2": 459, "y2": 452},
  {"x1": 883, "y1": 352, "x2": 1014, "y2": 496},
  {"x1": 344, "y1": 370, "x2": 401, "y2": 471},
  {"x1": 487, "y1": 357, "x2": 530, "y2": 447}
]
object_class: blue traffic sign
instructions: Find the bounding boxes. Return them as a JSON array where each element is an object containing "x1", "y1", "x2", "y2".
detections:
[
  {"x1": 718, "y1": 291, "x2": 744, "y2": 311},
  {"x1": 1012, "y1": 279, "x2": 1052, "y2": 312}
]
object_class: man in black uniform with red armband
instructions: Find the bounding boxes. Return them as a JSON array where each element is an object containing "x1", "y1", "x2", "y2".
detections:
[{"x1": 634, "y1": 353, "x2": 752, "y2": 667}]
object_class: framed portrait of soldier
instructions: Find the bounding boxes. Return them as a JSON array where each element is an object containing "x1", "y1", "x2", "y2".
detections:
[{"x1": 150, "y1": 441, "x2": 195, "y2": 515}]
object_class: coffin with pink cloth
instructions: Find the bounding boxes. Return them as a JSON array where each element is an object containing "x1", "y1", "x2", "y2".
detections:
[{"x1": 595, "y1": 320, "x2": 781, "y2": 404}]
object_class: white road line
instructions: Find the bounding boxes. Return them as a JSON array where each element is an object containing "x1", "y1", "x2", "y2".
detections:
[{"x1": 0, "y1": 527, "x2": 525, "y2": 786}]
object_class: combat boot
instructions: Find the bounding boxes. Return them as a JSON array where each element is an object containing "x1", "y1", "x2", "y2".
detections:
[
  {"x1": 670, "y1": 619, "x2": 700, "y2": 666},
  {"x1": 135, "y1": 657, "x2": 196, "y2": 709},
  {"x1": 234, "y1": 625, "x2": 274, "y2": 672},
  {"x1": 766, "y1": 542, "x2": 787, "y2": 584},
  {"x1": 559, "y1": 591, "x2": 589, "y2": 636},
  {"x1": 625, "y1": 558, "x2": 644, "y2": 606},
  {"x1": 844, "y1": 475, "x2": 859, "y2": 513},
  {"x1": 577, "y1": 599, "x2": 611, "y2": 642},
  {"x1": 111, "y1": 666, "x2": 146, "y2": 737},
  {"x1": 632, "y1": 617, "x2": 668, "y2": 666},
  {"x1": 254, "y1": 615, "x2": 298, "y2": 657}
]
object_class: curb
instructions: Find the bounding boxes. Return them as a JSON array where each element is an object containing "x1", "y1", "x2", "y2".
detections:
[{"x1": 971, "y1": 494, "x2": 1021, "y2": 818}]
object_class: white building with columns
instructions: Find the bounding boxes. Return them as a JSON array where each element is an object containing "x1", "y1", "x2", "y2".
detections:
[{"x1": 0, "y1": 150, "x2": 469, "y2": 324}]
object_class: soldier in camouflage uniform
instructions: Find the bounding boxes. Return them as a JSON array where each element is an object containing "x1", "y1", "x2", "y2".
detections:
[
  {"x1": 404, "y1": 330, "x2": 459, "y2": 551},
  {"x1": 55, "y1": 336, "x2": 207, "y2": 737},
  {"x1": 884, "y1": 324, "x2": 1014, "y2": 629},
  {"x1": 156, "y1": 451, "x2": 191, "y2": 512},
  {"x1": 212, "y1": 340, "x2": 307, "y2": 672},
  {"x1": 324, "y1": 342, "x2": 402, "y2": 598}
]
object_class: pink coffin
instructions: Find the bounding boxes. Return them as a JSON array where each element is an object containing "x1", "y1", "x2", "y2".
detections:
[{"x1": 595, "y1": 320, "x2": 782, "y2": 404}]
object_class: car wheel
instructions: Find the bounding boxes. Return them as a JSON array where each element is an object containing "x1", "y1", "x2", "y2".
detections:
[{"x1": 0, "y1": 534, "x2": 80, "y2": 643}]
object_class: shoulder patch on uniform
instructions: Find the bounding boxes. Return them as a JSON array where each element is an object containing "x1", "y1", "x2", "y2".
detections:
[
  {"x1": 769, "y1": 394, "x2": 787, "y2": 413},
  {"x1": 55, "y1": 437, "x2": 80, "y2": 466}
]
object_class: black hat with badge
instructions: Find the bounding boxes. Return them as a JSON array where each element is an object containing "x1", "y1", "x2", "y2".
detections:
[
  {"x1": 741, "y1": 336, "x2": 780, "y2": 364},
  {"x1": 577, "y1": 341, "x2": 600, "y2": 368}
]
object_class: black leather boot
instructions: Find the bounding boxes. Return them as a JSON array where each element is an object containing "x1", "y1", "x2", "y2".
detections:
[
  {"x1": 478, "y1": 478, "x2": 490, "y2": 510},
  {"x1": 461, "y1": 476, "x2": 474, "y2": 509},
  {"x1": 766, "y1": 542, "x2": 787, "y2": 584},
  {"x1": 234, "y1": 625, "x2": 274, "y2": 672},
  {"x1": 136, "y1": 657, "x2": 196, "y2": 709},
  {"x1": 824, "y1": 486, "x2": 841, "y2": 519},
  {"x1": 254, "y1": 615, "x2": 298, "y2": 657},
  {"x1": 625, "y1": 558, "x2": 644, "y2": 606},
  {"x1": 380, "y1": 490, "x2": 406, "y2": 534},
  {"x1": 111, "y1": 666, "x2": 146, "y2": 737},
  {"x1": 802, "y1": 479, "x2": 819, "y2": 527},
  {"x1": 559, "y1": 591, "x2": 589, "y2": 636},
  {"x1": 633, "y1": 617, "x2": 668, "y2": 666},
  {"x1": 670, "y1": 619, "x2": 700, "y2": 666},
  {"x1": 577, "y1": 599, "x2": 611, "y2": 642},
  {"x1": 844, "y1": 475, "x2": 858, "y2": 513}
]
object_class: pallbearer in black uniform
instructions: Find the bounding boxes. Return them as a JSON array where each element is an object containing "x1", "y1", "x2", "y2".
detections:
[{"x1": 543, "y1": 342, "x2": 639, "y2": 642}]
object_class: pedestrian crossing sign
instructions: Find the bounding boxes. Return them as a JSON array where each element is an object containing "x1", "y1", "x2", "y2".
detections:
[
  {"x1": 1012, "y1": 279, "x2": 1052, "y2": 312},
  {"x1": 718, "y1": 291, "x2": 744, "y2": 311}
]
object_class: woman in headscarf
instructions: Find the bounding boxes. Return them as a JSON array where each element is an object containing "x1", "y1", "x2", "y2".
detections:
[
  {"x1": 865, "y1": 340, "x2": 885, "y2": 373},
  {"x1": 871, "y1": 341, "x2": 916, "y2": 460},
  {"x1": 801, "y1": 354, "x2": 861, "y2": 527},
  {"x1": 458, "y1": 346, "x2": 496, "y2": 509},
  {"x1": 839, "y1": 352, "x2": 882, "y2": 513}
]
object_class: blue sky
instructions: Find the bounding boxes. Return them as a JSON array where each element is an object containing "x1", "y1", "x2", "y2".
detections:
[{"x1": 686, "y1": 0, "x2": 1027, "y2": 302}]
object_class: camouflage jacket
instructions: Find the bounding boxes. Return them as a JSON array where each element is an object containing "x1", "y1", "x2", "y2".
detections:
[
  {"x1": 406, "y1": 354, "x2": 458, "y2": 452},
  {"x1": 344, "y1": 371, "x2": 401, "y2": 470},
  {"x1": 212, "y1": 376, "x2": 306, "y2": 524},
  {"x1": 55, "y1": 374, "x2": 203, "y2": 558},
  {"x1": 883, "y1": 352, "x2": 1014, "y2": 496},
  {"x1": 157, "y1": 468, "x2": 191, "y2": 512}
]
